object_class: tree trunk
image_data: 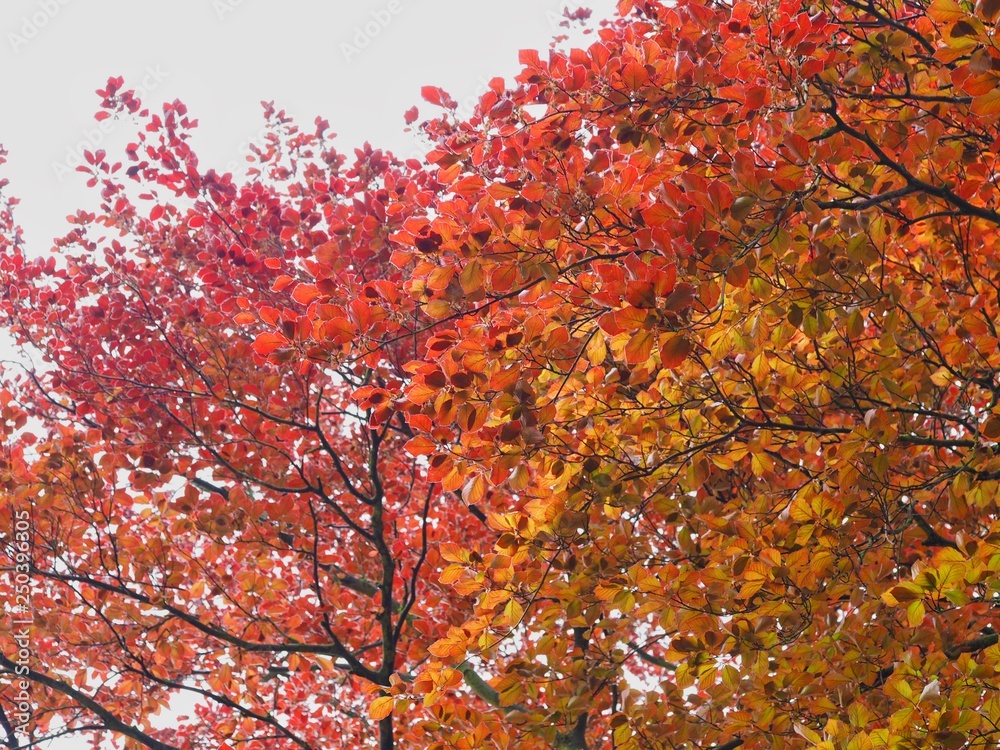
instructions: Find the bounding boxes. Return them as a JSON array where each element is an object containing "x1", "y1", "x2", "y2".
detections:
[{"x1": 378, "y1": 715, "x2": 393, "y2": 750}]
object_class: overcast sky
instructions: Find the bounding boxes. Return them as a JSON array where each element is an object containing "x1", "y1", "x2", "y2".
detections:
[
  {"x1": 0, "y1": 1, "x2": 617, "y2": 747},
  {"x1": 2, "y1": 0, "x2": 617, "y2": 252}
]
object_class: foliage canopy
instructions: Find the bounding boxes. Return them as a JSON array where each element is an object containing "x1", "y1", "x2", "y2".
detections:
[{"x1": 5, "y1": 0, "x2": 1000, "y2": 747}]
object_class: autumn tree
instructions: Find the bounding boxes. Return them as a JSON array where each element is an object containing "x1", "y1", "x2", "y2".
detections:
[
  {"x1": 374, "y1": 0, "x2": 1000, "y2": 747},
  {"x1": 0, "y1": 88, "x2": 490, "y2": 750},
  {"x1": 8, "y1": 0, "x2": 1000, "y2": 748}
]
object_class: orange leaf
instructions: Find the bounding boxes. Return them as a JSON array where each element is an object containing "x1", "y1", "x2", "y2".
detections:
[
  {"x1": 487, "y1": 183, "x2": 520, "y2": 200},
  {"x1": 625, "y1": 330, "x2": 655, "y2": 364},
  {"x1": 404, "y1": 435, "x2": 437, "y2": 456},
  {"x1": 407, "y1": 382, "x2": 439, "y2": 406},
  {"x1": 600, "y1": 306, "x2": 648, "y2": 334},
  {"x1": 982, "y1": 415, "x2": 1000, "y2": 440},
  {"x1": 427, "y1": 266, "x2": 456, "y2": 292},
  {"x1": 961, "y1": 72, "x2": 999, "y2": 96},
  {"x1": 928, "y1": 0, "x2": 966, "y2": 21},
  {"x1": 971, "y1": 89, "x2": 1000, "y2": 115},
  {"x1": 253, "y1": 332, "x2": 289, "y2": 356},
  {"x1": 539, "y1": 216, "x2": 562, "y2": 241},
  {"x1": 439, "y1": 563, "x2": 466, "y2": 584},
  {"x1": 272, "y1": 275, "x2": 295, "y2": 292},
  {"x1": 641, "y1": 203, "x2": 672, "y2": 226},
  {"x1": 621, "y1": 60, "x2": 649, "y2": 90},
  {"x1": 291, "y1": 284, "x2": 322, "y2": 305}
]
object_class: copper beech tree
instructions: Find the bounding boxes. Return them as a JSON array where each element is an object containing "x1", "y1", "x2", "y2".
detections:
[{"x1": 5, "y1": 0, "x2": 1000, "y2": 747}]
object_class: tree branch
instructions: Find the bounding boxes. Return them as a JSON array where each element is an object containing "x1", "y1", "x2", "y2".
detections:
[
  {"x1": 910, "y1": 509, "x2": 959, "y2": 549},
  {"x1": 944, "y1": 631, "x2": 999, "y2": 660},
  {"x1": 456, "y1": 663, "x2": 527, "y2": 713},
  {"x1": 0, "y1": 654, "x2": 182, "y2": 750}
]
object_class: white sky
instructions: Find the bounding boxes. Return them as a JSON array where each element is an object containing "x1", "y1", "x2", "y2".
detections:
[
  {"x1": 0, "y1": 1, "x2": 617, "y2": 747},
  {"x1": 2, "y1": 0, "x2": 617, "y2": 250}
]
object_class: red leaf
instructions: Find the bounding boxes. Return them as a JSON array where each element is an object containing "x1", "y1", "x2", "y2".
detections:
[
  {"x1": 642, "y1": 204, "x2": 673, "y2": 226},
  {"x1": 660, "y1": 334, "x2": 692, "y2": 369},
  {"x1": 422, "y1": 86, "x2": 455, "y2": 108},
  {"x1": 259, "y1": 306, "x2": 281, "y2": 326},
  {"x1": 625, "y1": 281, "x2": 657, "y2": 309},
  {"x1": 663, "y1": 283, "x2": 697, "y2": 312},
  {"x1": 519, "y1": 49, "x2": 542, "y2": 68},
  {"x1": 744, "y1": 85, "x2": 768, "y2": 110}
]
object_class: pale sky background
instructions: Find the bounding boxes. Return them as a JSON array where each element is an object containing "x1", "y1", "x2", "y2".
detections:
[
  {"x1": 0, "y1": 1, "x2": 617, "y2": 747},
  {"x1": 3, "y1": 0, "x2": 617, "y2": 251}
]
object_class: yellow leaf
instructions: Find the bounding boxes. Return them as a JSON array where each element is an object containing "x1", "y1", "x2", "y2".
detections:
[
  {"x1": 189, "y1": 579, "x2": 206, "y2": 600},
  {"x1": 424, "y1": 299, "x2": 452, "y2": 319},
  {"x1": 751, "y1": 452, "x2": 773, "y2": 476},
  {"x1": 722, "y1": 664, "x2": 741, "y2": 690},
  {"x1": 711, "y1": 454, "x2": 735, "y2": 470},
  {"x1": 459, "y1": 261, "x2": 485, "y2": 293},
  {"x1": 480, "y1": 589, "x2": 512, "y2": 611},
  {"x1": 463, "y1": 474, "x2": 486, "y2": 505},
  {"x1": 439, "y1": 563, "x2": 466, "y2": 584},
  {"x1": 503, "y1": 597, "x2": 525, "y2": 624},
  {"x1": 793, "y1": 722, "x2": 823, "y2": 744},
  {"x1": 369, "y1": 695, "x2": 395, "y2": 721},
  {"x1": 586, "y1": 331, "x2": 608, "y2": 366}
]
